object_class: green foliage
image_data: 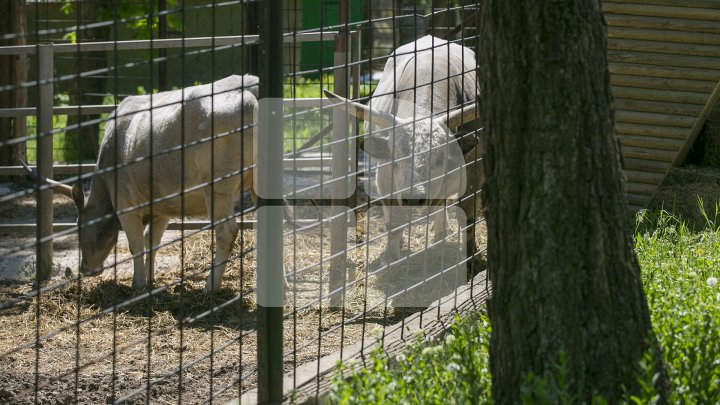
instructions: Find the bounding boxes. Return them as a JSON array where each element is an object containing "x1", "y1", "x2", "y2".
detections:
[
  {"x1": 25, "y1": 114, "x2": 68, "y2": 164},
  {"x1": 60, "y1": 0, "x2": 180, "y2": 40},
  {"x1": 330, "y1": 208, "x2": 720, "y2": 404},
  {"x1": 328, "y1": 313, "x2": 492, "y2": 404},
  {"x1": 635, "y1": 209, "x2": 720, "y2": 404},
  {"x1": 626, "y1": 350, "x2": 663, "y2": 405},
  {"x1": 520, "y1": 352, "x2": 577, "y2": 405}
]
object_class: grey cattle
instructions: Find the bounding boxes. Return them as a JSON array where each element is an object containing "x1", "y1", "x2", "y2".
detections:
[
  {"x1": 26, "y1": 75, "x2": 258, "y2": 292},
  {"x1": 325, "y1": 35, "x2": 483, "y2": 270}
]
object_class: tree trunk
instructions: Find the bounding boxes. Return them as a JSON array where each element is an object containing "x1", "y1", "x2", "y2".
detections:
[
  {"x1": 476, "y1": 1, "x2": 668, "y2": 402},
  {"x1": 64, "y1": 1, "x2": 110, "y2": 163},
  {"x1": 0, "y1": 0, "x2": 28, "y2": 180}
]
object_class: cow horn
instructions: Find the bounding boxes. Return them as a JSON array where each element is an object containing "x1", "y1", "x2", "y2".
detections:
[
  {"x1": 442, "y1": 102, "x2": 479, "y2": 129},
  {"x1": 323, "y1": 89, "x2": 398, "y2": 129},
  {"x1": 20, "y1": 159, "x2": 74, "y2": 199}
]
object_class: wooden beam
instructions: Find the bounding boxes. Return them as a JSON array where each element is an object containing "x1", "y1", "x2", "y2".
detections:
[
  {"x1": 614, "y1": 110, "x2": 695, "y2": 128},
  {"x1": 621, "y1": 145, "x2": 677, "y2": 162},
  {"x1": 603, "y1": 2, "x2": 720, "y2": 21},
  {"x1": 611, "y1": 74, "x2": 717, "y2": 93},
  {"x1": 618, "y1": 134, "x2": 686, "y2": 150},
  {"x1": 609, "y1": 50, "x2": 720, "y2": 70},
  {"x1": 615, "y1": 122, "x2": 689, "y2": 139},
  {"x1": 626, "y1": 181, "x2": 659, "y2": 196},
  {"x1": 608, "y1": 26, "x2": 720, "y2": 46},
  {"x1": 612, "y1": 98, "x2": 703, "y2": 116},
  {"x1": 605, "y1": 14, "x2": 720, "y2": 34},
  {"x1": 626, "y1": 193, "x2": 652, "y2": 207},
  {"x1": 624, "y1": 169, "x2": 665, "y2": 184},
  {"x1": 609, "y1": 63, "x2": 720, "y2": 82},
  {"x1": 604, "y1": 0, "x2": 720, "y2": 9},
  {"x1": 622, "y1": 157, "x2": 672, "y2": 173},
  {"x1": 609, "y1": 38, "x2": 720, "y2": 58},
  {"x1": 611, "y1": 85, "x2": 709, "y2": 104}
]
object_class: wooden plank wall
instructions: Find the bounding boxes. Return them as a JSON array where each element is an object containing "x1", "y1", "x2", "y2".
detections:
[{"x1": 603, "y1": 0, "x2": 720, "y2": 210}]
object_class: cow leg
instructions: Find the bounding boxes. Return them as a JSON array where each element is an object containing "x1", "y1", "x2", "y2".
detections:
[
  {"x1": 382, "y1": 203, "x2": 407, "y2": 263},
  {"x1": 430, "y1": 204, "x2": 449, "y2": 244},
  {"x1": 118, "y1": 214, "x2": 149, "y2": 290},
  {"x1": 460, "y1": 202, "x2": 484, "y2": 278},
  {"x1": 144, "y1": 216, "x2": 170, "y2": 287},
  {"x1": 203, "y1": 191, "x2": 239, "y2": 293}
]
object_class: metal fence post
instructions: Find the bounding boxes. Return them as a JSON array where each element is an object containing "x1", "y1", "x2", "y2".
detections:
[
  {"x1": 36, "y1": 42, "x2": 54, "y2": 281},
  {"x1": 329, "y1": 0, "x2": 350, "y2": 309},
  {"x1": 257, "y1": 0, "x2": 284, "y2": 403}
]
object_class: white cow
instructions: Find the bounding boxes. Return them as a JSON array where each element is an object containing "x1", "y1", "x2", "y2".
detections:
[
  {"x1": 26, "y1": 74, "x2": 259, "y2": 292},
  {"x1": 325, "y1": 35, "x2": 483, "y2": 270}
]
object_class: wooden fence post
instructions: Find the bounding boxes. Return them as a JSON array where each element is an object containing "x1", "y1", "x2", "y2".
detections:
[{"x1": 36, "y1": 42, "x2": 54, "y2": 281}]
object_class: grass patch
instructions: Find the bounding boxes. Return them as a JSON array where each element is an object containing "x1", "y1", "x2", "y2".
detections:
[
  {"x1": 330, "y1": 313, "x2": 492, "y2": 404},
  {"x1": 634, "y1": 209, "x2": 720, "y2": 404},
  {"x1": 329, "y1": 209, "x2": 720, "y2": 403}
]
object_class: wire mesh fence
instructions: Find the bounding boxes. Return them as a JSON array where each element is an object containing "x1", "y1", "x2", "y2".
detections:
[{"x1": 0, "y1": 1, "x2": 487, "y2": 403}]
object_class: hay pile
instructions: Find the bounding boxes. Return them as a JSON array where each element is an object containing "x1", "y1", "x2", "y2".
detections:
[
  {"x1": 649, "y1": 103, "x2": 720, "y2": 229},
  {"x1": 0, "y1": 205, "x2": 485, "y2": 403}
]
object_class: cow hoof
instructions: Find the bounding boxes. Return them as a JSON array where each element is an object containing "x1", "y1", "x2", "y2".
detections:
[
  {"x1": 203, "y1": 282, "x2": 222, "y2": 294},
  {"x1": 383, "y1": 249, "x2": 409, "y2": 266},
  {"x1": 432, "y1": 231, "x2": 449, "y2": 244}
]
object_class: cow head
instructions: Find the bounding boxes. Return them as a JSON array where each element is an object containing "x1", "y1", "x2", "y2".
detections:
[
  {"x1": 324, "y1": 89, "x2": 479, "y2": 204},
  {"x1": 22, "y1": 161, "x2": 120, "y2": 277}
]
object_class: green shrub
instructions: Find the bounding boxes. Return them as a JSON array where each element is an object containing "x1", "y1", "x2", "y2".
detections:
[
  {"x1": 329, "y1": 313, "x2": 492, "y2": 404},
  {"x1": 329, "y1": 209, "x2": 720, "y2": 404}
]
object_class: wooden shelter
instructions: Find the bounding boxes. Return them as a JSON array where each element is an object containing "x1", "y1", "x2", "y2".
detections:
[{"x1": 603, "y1": 0, "x2": 720, "y2": 210}]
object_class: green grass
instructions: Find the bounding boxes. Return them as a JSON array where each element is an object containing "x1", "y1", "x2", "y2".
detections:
[
  {"x1": 25, "y1": 114, "x2": 68, "y2": 164},
  {"x1": 25, "y1": 92, "x2": 113, "y2": 164},
  {"x1": 329, "y1": 314, "x2": 492, "y2": 404},
  {"x1": 634, "y1": 208, "x2": 720, "y2": 404},
  {"x1": 329, "y1": 208, "x2": 720, "y2": 404}
]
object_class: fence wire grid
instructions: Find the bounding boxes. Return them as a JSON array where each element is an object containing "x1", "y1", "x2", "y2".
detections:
[{"x1": 0, "y1": 1, "x2": 488, "y2": 403}]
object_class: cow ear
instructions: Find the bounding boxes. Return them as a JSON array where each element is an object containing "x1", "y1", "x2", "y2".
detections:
[
  {"x1": 362, "y1": 136, "x2": 391, "y2": 160},
  {"x1": 71, "y1": 182, "x2": 85, "y2": 209}
]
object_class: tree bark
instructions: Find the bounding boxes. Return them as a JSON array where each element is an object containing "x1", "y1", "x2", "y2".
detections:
[
  {"x1": 0, "y1": 0, "x2": 28, "y2": 180},
  {"x1": 64, "y1": 1, "x2": 110, "y2": 163},
  {"x1": 477, "y1": 1, "x2": 668, "y2": 402}
]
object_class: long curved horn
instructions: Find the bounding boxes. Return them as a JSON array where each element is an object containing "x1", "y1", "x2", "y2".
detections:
[
  {"x1": 442, "y1": 102, "x2": 479, "y2": 129},
  {"x1": 323, "y1": 89, "x2": 398, "y2": 129},
  {"x1": 20, "y1": 159, "x2": 74, "y2": 198}
]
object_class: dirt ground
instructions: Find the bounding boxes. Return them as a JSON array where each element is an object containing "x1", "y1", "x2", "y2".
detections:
[{"x1": 0, "y1": 184, "x2": 485, "y2": 404}]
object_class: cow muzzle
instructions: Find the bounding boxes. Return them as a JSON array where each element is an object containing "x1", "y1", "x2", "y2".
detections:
[{"x1": 399, "y1": 185, "x2": 429, "y2": 206}]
